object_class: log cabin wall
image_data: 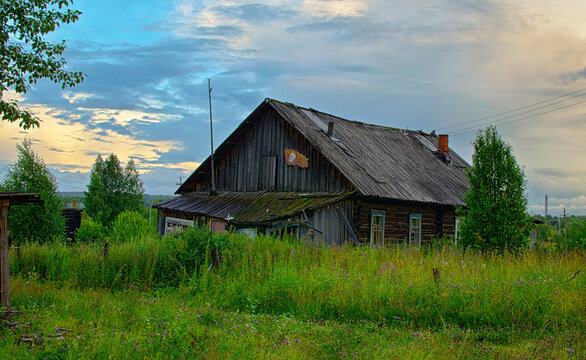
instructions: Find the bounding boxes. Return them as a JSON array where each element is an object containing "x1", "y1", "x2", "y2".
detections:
[
  {"x1": 193, "y1": 108, "x2": 354, "y2": 193},
  {"x1": 353, "y1": 198, "x2": 458, "y2": 245}
]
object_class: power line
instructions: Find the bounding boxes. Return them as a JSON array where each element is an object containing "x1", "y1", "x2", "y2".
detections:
[
  {"x1": 438, "y1": 88, "x2": 586, "y2": 132},
  {"x1": 451, "y1": 97, "x2": 586, "y2": 137}
]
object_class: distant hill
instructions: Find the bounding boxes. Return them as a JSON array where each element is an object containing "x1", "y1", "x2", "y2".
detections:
[{"x1": 58, "y1": 192, "x2": 176, "y2": 207}]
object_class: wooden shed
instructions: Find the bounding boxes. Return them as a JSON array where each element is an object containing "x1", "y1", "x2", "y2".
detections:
[{"x1": 155, "y1": 99, "x2": 470, "y2": 246}]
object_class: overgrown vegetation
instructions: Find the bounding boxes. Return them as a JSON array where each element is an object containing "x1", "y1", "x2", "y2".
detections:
[{"x1": 4, "y1": 231, "x2": 584, "y2": 358}]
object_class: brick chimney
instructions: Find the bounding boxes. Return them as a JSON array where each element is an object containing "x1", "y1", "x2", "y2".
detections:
[{"x1": 438, "y1": 134, "x2": 449, "y2": 154}]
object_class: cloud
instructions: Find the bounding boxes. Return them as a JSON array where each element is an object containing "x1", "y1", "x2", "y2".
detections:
[
  {"x1": 62, "y1": 92, "x2": 94, "y2": 104},
  {"x1": 0, "y1": 101, "x2": 184, "y2": 175},
  {"x1": 78, "y1": 108, "x2": 181, "y2": 126},
  {"x1": 4, "y1": 0, "x2": 585, "y2": 208},
  {"x1": 558, "y1": 67, "x2": 586, "y2": 84}
]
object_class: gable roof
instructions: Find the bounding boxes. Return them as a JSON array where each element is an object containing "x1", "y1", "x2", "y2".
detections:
[{"x1": 178, "y1": 99, "x2": 470, "y2": 206}]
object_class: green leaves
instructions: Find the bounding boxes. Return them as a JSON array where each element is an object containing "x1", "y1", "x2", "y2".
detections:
[
  {"x1": 84, "y1": 154, "x2": 145, "y2": 228},
  {"x1": 0, "y1": 138, "x2": 64, "y2": 243},
  {"x1": 1, "y1": 0, "x2": 84, "y2": 129},
  {"x1": 458, "y1": 127, "x2": 532, "y2": 254}
]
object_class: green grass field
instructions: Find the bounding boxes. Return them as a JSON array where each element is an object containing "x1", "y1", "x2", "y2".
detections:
[{"x1": 1, "y1": 233, "x2": 584, "y2": 359}]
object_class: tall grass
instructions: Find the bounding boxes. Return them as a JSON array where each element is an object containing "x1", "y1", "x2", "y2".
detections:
[
  {"x1": 199, "y1": 236, "x2": 584, "y2": 332},
  {"x1": 10, "y1": 230, "x2": 584, "y2": 334},
  {"x1": 11, "y1": 226, "x2": 230, "y2": 289}
]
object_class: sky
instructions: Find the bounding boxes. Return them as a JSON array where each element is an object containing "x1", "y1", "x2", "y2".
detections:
[{"x1": 1, "y1": 0, "x2": 585, "y2": 215}]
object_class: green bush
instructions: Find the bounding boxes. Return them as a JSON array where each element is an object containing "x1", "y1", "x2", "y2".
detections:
[
  {"x1": 12, "y1": 225, "x2": 234, "y2": 289},
  {"x1": 75, "y1": 213, "x2": 107, "y2": 243},
  {"x1": 110, "y1": 210, "x2": 153, "y2": 243}
]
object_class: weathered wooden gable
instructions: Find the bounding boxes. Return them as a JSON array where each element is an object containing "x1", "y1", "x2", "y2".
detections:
[{"x1": 179, "y1": 104, "x2": 355, "y2": 194}]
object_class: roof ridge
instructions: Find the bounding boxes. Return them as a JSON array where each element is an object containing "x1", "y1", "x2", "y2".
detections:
[{"x1": 265, "y1": 98, "x2": 435, "y2": 137}]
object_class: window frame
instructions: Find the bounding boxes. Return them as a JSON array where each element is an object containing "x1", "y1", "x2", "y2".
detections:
[
  {"x1": 238, "y1": 227, "x2": 258, "y2": 239},
  {"x1": 370, "y1": 210, "x2": 386, "y2": 247},
  {"x1": 408, "y1": 213, "x2": 422, "y2": 246},
  {"x1": 164, "y1": 217, "x2": 194, "y2": 236},
  {"x1": 267, "y1": 224, "x2": 300, "y2": 241},
  {"x1": 454, "y1": 217, "x2": 461, "y2": 244}
]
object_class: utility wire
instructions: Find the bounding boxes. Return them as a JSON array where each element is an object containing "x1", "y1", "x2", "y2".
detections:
[
  {"x1": 438, "y1": 88, "x2": 586, "y2": 132},
  {"x1": 451, "y1": 97, "x2": 586, "y2": 137}
]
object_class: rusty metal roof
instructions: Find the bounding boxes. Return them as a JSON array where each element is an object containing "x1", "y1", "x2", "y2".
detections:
[{"x1": 155, "y1": 191, "x2": 353, "y2": 223}]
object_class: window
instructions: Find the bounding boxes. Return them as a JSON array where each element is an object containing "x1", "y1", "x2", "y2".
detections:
[
  {"x1": 454, "y1": 217, "x2": 461, "y2": 244},
  {"x1": 267, "y1": 224, "x2": 299, "y2": 241},
  {"x1": 238, "y1": 227, "x2": 257, "y2": 239},
  {"x1": 165, "y1": 217, "x2": 194, "y2": 236},
  {"x1": 409, "y1": 214, "x2": 422, "y2": 246},
  {"x1": 370, "y1": 211, "x2": 385, "y2": 247}
]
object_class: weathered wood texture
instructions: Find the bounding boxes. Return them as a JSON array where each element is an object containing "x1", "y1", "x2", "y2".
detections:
[
  {"x1": 182, "y1": 108, "x2": 354, "y2": 194},
  {"x1": 354, "y1": 198, "x2": 457, "y2": 245},
  {"x1": 308, "y1": 199, "x2": 353, "y2": 245},
  {"x1": 62, "y1": 208, "x2": 83, "y2": 241},
  {"x1": 0, "y1": 205, "x2": 9, "y2": 307},
  {"x1": 156, "y1": 209, "x2": 201, "y2": 235}
]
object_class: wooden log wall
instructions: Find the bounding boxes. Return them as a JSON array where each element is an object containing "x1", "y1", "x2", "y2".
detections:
[
  {"x1": 194, "y1": 109, "x2": 354, "y2": 193},
  {"x1": 353, "y1": 198, "x2": 458, "y2": 245}
]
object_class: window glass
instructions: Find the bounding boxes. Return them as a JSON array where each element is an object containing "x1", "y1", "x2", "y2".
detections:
[
  {"x1": 454, "y1": 217, "x2": 461, "y2": 244},
  {"x1": 409, "y1": 214, "x2": 421, "y2": 245},
  {"x1": 165, "y1": 217, "x2": 194, "y2": 236},
  {"x1": 370, "y1": 211, "x2": 385, "y2": 247}
]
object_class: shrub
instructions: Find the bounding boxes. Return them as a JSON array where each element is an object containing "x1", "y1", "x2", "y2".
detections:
[
  {"x1": 76, "y1": 214, "x2": 107, "y2": 243},
  {"x1": 110, "y1": 210, "x2": 153, "y2": 243}
]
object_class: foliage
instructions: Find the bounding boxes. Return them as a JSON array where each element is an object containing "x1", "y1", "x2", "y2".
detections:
[
  {"x1": 6, "y1": 235, "x2": 585, "y2": 358},
  {"x1": 110, "y1": 210, "x2": 153, "y2": 244},
  {"x1": 458, "y1": 126, "x2": 532, "y2": 253},
  {"x1": 0, "y1": 138, "x2": 64, "y2": 243},
  {"x1": 173, "y1": 226, "x2": 231, "y2": 272},
  {"x1": 3, "y1": 280, "x2": 582, "y2": 360},
  {"x1": 565, "y1": 216, "x2": 586, "y2": 249},
  {"x1": 84, "y1": 154, "x2": 144, "y2": 227},
  {"x1": 75, "y1": 212, "x2": 107, "y2": 243},
  {"x1": 0, "y1": 0, "x2": 84, "y2": 129},
  {"x1": 11, "y1": 225, "x2": 233, "y2": 288}
]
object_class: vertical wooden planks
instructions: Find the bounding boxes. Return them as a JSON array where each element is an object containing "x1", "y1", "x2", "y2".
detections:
[{"x1": 0, "y1": 202, "x2": 10, "y2": 308}]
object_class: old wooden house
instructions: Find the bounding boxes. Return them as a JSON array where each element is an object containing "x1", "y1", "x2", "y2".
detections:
[{"x1": 155, "y1": 99, "x2": 470, "y2": 246}]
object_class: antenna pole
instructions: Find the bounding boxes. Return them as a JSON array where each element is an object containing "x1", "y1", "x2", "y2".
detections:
[{"x1": 208, "y1": 79, "x2": 216, "y2": 195}]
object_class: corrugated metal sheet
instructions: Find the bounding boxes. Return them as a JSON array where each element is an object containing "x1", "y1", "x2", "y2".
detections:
[{"x1": 155, "y1": 191, "x2": 354, "y2": 224}]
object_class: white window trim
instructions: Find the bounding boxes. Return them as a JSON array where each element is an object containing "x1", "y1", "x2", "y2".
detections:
[{"x1": 164, "y1": 217, "x2": 194, "y2": 236}]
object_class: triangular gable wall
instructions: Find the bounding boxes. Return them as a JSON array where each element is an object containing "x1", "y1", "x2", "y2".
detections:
[{"x1": 178, "y1": 100, "x2": 356, "y2": 195}]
